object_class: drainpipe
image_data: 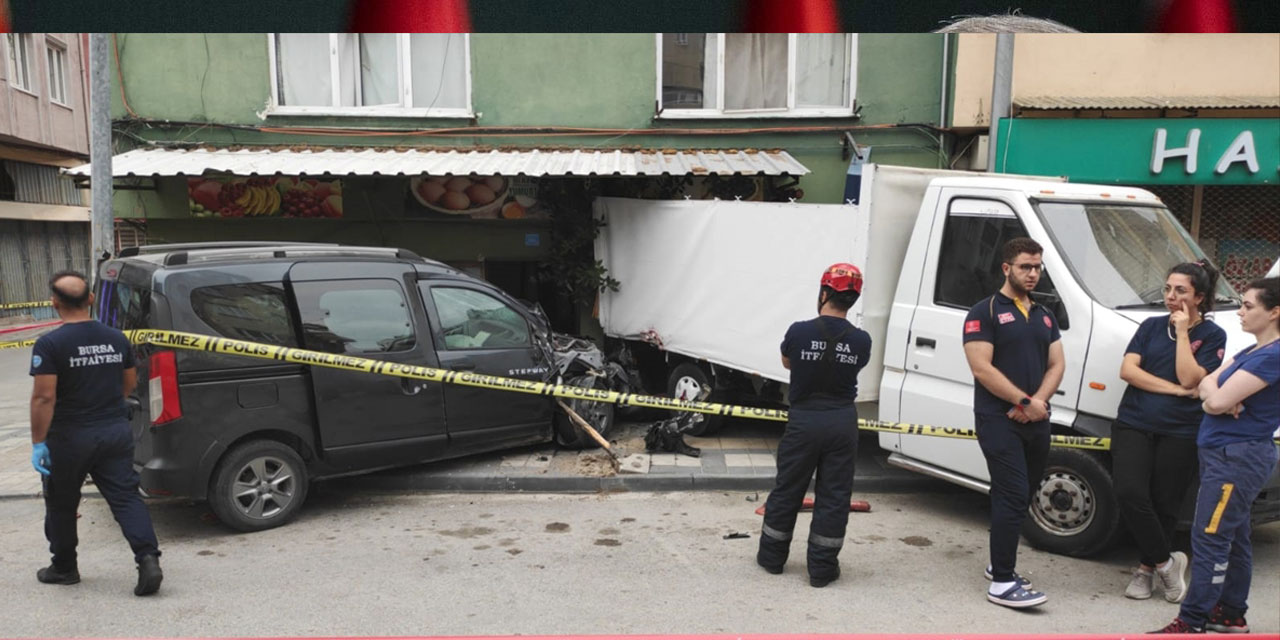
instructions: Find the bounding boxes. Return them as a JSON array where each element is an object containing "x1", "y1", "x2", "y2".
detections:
[
  {"x1": 986, "y1": 33, "x2": 1014, "y2": 173},
  {"x1": 89, "y1": 34, "x2": 113, "y2": 273},
  {"x1": 939, "y1": 34, "x2": 950, "y2": 129}
]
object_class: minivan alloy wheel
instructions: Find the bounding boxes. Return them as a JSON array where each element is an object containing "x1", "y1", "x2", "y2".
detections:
[{"x1": 230, "y1": 455, "x2": 297, "y2": 519}]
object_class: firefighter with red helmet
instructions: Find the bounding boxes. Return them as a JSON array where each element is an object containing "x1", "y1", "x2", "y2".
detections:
[{"x1": 757, "y1": 263, "x2": 872, "y2": 587}]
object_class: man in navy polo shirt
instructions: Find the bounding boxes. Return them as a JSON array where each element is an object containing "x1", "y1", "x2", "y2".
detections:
[{"x1": 962, "y1": 237, "x2": 1064, "y2": 609}]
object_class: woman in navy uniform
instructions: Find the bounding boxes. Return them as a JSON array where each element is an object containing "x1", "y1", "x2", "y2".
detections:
[
  {"x1": 757, "y1": 263, "x2": 872, "y2": 588},
  {"x1": 1113, "y1": 261, "x2": 1225, "y2": 603}
]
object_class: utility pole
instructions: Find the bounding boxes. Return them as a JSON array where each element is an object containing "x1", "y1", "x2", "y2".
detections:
[
  {"x1": 88, "y1": 34, "x2": 113, "y2": 274},
  {"x1": 987, "y1": 33, "x2": 1014, "y2": 173}
]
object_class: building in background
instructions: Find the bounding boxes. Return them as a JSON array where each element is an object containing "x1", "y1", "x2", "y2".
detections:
[
  {"x1": 949, "y1": 33, "x2": 1279, "y2": 292},
  {"x1": 74, "y1": 33, "x2": 951, "y2": 334},
  {"x1": 0, "y1": 32, "x2": 89, "y2": 323}
]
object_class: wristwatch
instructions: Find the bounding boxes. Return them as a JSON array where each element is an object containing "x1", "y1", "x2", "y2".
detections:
[{"x1": 1019, "y1": 396, "x2": 1032, "y2": 407}]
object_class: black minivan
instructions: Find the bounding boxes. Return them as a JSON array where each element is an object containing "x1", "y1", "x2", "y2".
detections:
[{"x1": 97, "y1": 242, "x2": 614, "y2": 531}]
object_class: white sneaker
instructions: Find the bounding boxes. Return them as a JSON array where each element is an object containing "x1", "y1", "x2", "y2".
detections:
[
  {"x1": 1125, "y1": 567, "x2": 1153, "y2": 600},
  {"x1": 1156, "y1": 551, "x2": 1189, "y2": 604}
]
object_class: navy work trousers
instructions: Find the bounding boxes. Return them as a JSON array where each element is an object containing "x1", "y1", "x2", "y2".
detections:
[
  {"x1": 975, "y1": 412, "x2": 1050, "y2": 583},
  {"x1": 757, "y1": 406, "x2": 858, "y2": 581},
  {"x1": 43, "y1": 421, "x2": 160, "y2": 570}
]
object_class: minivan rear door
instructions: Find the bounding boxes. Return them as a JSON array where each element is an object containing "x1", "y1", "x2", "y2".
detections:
[{"x1": 287, "y1": 262, "x2": 447, "y2": 469}]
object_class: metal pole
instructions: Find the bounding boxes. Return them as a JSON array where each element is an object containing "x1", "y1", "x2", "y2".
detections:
[
  {"x1": 987, "y1": 33, "x2": 1014, "y2": 173},
  {"x1": 89, "y1": 33, "x2": 113, "y2": 275}
]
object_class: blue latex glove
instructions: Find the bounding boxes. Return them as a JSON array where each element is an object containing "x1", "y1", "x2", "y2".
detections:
[{"x1": 32, "y1": 442, "x2": 51, "y2": 476}]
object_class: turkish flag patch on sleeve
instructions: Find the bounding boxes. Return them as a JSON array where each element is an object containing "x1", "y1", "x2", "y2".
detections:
[{"x1": 965, "y1": 320, "x2": 982, "y2": 334}]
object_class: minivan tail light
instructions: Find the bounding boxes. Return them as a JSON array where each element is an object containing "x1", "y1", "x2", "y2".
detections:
[{"x1": 148, "y1": 351, "x2": 182, "y2": 425}]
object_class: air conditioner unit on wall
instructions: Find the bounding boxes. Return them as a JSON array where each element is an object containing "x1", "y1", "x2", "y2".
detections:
[{"x1": 969, "y1": 135, "x2": 989, "y2": 171}]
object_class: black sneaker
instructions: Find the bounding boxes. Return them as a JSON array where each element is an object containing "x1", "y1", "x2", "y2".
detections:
[
  {"x1": 135, "y1": 554, "x2": 163, "y2": 596},
  {"x1": 36, "y1": 565, "x2": 80, "y2": 585},
  {"x1": 1149, "y1": 617, "x2": 1204, "y2": 634},
  {"x1": 1206, "y1": 604, "x2": 1249, "y2": 633},
  {"x1": 809, "y1": 567, "x2": 840, "y2": 588}
]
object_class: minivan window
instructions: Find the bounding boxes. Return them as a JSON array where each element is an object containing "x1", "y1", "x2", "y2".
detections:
[
  {"x1": 95, "y1": 279, "x2": 151, "y2": 330},
  {"x1": 190, "y1": 282, "x2": 298, "y2": 347},
  {"x1": 429, "y1": 287, "x2": 531, "y2": 350},
  {"x1": 935, "y1": 204, "x2": 1063, "y2": 313},
  {"x1": 294, "y1": 279, "x2": 415, "y2": 354}
]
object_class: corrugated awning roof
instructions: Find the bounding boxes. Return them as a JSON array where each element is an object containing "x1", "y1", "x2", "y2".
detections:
[
  {"x1": 1015, "y1": 95, "x2": 1280, "y2": 110},
  {"x1": 65, "y1": 147, "x2": 810, "y2": 178}
]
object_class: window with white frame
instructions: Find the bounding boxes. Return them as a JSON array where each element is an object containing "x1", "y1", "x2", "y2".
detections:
[
  {"x1": 657, "y1": 33, "x2": 856, "y2": 118},
  {"x1": 7, "y1": 33, "x2": 33, "y2": 92},
  {"x1": 269, "y1": 34, "x2": 470, "y2": 116},
  {"x1": 46, "y1": 41, "x2": 68, "y2": 105}
]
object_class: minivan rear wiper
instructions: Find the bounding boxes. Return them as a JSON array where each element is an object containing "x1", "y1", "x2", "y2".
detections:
[{"x1": 1113, "y1": 301, "x2": 1169, "y2": 310}]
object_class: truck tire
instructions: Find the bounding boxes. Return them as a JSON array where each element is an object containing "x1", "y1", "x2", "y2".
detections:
[
  {"x1": 666, "y1": 362, "x2": 724, "y2": 436},
  {"x1": 554, "y1": 374, "x2": 617, "y2": 449},
  {"x1": 1021, "y1": 448, "x2": 1122, "y2": 558},
  {"x1": 209, "y1": 440, "x2": 309, "y2": 533}
]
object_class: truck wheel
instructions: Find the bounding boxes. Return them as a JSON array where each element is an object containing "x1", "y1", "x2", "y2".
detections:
[
  {"x1": 1021, "y1": 448, "x2": 1121, "y2": 558},
  {"x1": 209, "y1": 440, "x2": 309, "y2": 533},
  {"x1": 666, "y1": 362, "x2": 724, "y2": 436},
  {"x1": 554, "y1": 374, "x2": 617, "y2": 449}
]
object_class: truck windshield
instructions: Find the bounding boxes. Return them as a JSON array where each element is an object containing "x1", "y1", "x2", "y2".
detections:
[{"x1": 1033, "y1": 201, "x2": 1240, "y2": 310}]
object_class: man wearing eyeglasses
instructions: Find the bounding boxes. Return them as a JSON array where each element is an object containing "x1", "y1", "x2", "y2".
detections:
[{"x1": 961, "y1": 237, "x2": 1065, "y2": 609}]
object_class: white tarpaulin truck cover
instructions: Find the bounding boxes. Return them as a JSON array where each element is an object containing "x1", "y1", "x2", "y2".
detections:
[{"x1": 595, "y1": 197, "x2": 866, "y2": 390}]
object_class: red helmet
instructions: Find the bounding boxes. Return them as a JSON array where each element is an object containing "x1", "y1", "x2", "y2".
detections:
[{"x1": 820, "y1": 263, "x2": 863, "y2": 294}]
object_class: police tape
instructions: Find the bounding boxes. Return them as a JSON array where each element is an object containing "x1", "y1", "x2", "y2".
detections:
[
  {"x1": 0, "y1": 338, "x2": 38, "y2": 351},
  {"x1": 0, "y1": 300, "x2": 52, "y2": 311},
  {"x1": 119, "y1": 328, "x2": 1116, "y2": 452}
]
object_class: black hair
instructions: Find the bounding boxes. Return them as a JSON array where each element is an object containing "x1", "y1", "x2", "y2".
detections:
[
  {"x1": 1246, "y1": 277, "x2": 1280, "y2": 329},
  {"x1": 1167, "y1": 260, "x2": 1220, "y2": 315},
  {"x1": 1002, "y1": 237, "x2": 1043, "y2": 263},
  {"x1": 820, "y1": 286, "x2": 861, "y2": 312},
  {"x1": 49, "y1": 270, "x2": 91, "y2": 309}
]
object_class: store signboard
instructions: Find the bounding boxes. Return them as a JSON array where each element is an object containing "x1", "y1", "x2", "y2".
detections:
[{"x1": 993, "y1": 118, "x2": 1279, "y2": 185}]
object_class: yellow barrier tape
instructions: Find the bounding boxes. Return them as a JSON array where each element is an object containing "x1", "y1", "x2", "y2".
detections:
[
  {"x1": 0, "y1": 338, "x2": 38, "y2": 351},
  {"x1": 123, "y1": 329, "x2": 1116, "y2": 451},
  {"x1": 0, "y1": 300, "x2": 53, "y2": 311}
]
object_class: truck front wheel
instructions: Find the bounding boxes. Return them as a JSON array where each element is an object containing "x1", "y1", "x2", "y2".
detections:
[
  {"x1": 1021, "y1": 448, "x2": 1121, "y2": 558},
  {"x1": 666, "y1": 362, "x2": 724, "y2": 436}
]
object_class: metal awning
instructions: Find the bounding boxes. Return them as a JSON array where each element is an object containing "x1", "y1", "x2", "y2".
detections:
[
  {"x1": 65, "y1": 147, "x2": 810, "y2": 178},
  {"x1": 1014, "y1": 95, "x2": 1280, "y2": 110}
]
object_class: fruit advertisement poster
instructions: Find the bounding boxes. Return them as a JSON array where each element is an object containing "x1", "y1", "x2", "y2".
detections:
[
  {"x1": 407, "y1": 175, "x2": 539, "y2": 220},
  {"x1": 188, "y1": 177, "x2": 343, "y2": 218}
]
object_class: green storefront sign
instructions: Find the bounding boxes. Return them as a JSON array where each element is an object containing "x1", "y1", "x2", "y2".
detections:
[{"x1": 994, "y1": 118, "x2": 1279, "y2": 185}]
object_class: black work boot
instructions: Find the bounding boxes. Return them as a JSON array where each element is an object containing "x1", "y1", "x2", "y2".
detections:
[
  {"x1": 37, "y1": 565, "x2": 80, "y2": 585},
  {"x1": 809, "y1": 566, "x2": 841, "y2": 588},
  {"x1": 134, "y1": 554, "x2": 163, "y2": 596}
]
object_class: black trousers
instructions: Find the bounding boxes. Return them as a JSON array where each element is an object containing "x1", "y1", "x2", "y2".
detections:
[
  {"x1": 43, "y1": 421, "x2": 160, "y2": 570},
  {"x1": 757, "y1": 406, "x2": 858, "y2": 580},
  {"x1": 1111, "y1": 422, "x2": 1198, "y2": 567},
  {"x1": 975, "y1": 412, "x2": 1050, "y2": 583}
]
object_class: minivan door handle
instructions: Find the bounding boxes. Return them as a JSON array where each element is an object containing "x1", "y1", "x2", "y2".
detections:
[
  {"x1": 915, "y1": 337, "x2": 937, "y2": 348},
  {"x1": 400, "y1": 378, "x2": 424, "y2": 396}
]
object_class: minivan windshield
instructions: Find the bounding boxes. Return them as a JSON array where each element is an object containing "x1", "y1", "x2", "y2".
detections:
[{"x1": 1034, "y1": 201, "x2": 1240, "y2": 310}]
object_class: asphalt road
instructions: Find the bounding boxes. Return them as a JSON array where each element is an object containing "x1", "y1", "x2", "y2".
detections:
[{"x1": 1, "y1": 487, "x2": 1276, "y2": 637}]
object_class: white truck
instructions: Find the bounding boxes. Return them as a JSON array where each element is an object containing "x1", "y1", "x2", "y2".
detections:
[{"x1": 595, "y1": 163, "x2": 1280, "y2": 557}]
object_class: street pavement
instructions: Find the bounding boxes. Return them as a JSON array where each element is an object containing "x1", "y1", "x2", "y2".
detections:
[{"x1": 0, "y1": 489, "x2": 1276, "y2": 636}]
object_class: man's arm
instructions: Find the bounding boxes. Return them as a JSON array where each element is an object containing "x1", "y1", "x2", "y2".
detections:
[
  {"x1": 1027, "y1": 340, "x2": 1066, "y2": 420},
  {"x1": 123, "y1": 366, "x2": 137, "y2": 398},
  {"x1": 780, "y1": 355, "x2": 791, "y2": 370},
  {"x1": 30, "y1": 374, "x2": 57, "y2": 444}
]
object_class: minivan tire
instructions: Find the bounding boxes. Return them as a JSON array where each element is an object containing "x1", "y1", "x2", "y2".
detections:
[
  {"x1": 209, "y1": 440, "x2": 309, "y2": 533},
  {"x1": 554, "y1": 374, "x2": 617, "y2": 449},
  {"x1": 1021, "y1": 448, "x2": 1121, "y2": 558},
  {"x1": 666, "y1": 362, "x2": 723, "y2": 436}
]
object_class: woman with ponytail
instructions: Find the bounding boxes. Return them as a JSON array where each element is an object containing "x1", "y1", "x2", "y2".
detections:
[{"x1": 1114, "y1": 261, "x2": 1227, "y2": 603}]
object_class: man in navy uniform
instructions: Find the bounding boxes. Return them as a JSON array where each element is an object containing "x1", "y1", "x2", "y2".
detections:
[
  {"x1": 757, "y1": 263, "x2": 872, "y2": 587},
  {"x1": 29, "y1": 271, "x2": 163, "y2": 596},
  {"x1": 962, "y1": 237, "x2": 1064, "y2": 608}
]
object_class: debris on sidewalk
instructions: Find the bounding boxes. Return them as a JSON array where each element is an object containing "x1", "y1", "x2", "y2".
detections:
[
  {"x1": 643, "y1": 413, "x2": 702, "y2": 457},
  {"x1": 576, "y1": 451, "x2": 620, "y2": 477},
  {"x1": 754, "y1": 497, "x2": 872, "y2": 516},
  {"x1": 723, "y1": 532, "x2": 750, "y2": 540}
]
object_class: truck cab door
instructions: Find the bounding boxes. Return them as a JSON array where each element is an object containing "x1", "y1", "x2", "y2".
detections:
[
  {"x1": 893, "y1": 194, "x2": 1090, "y2": 481},
  {"x1": 287, "y1": 262, "x2": 447, "y2": 470},
  {"x1": 418, "y1": 281, "x2": 554, "y2": 452}
]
